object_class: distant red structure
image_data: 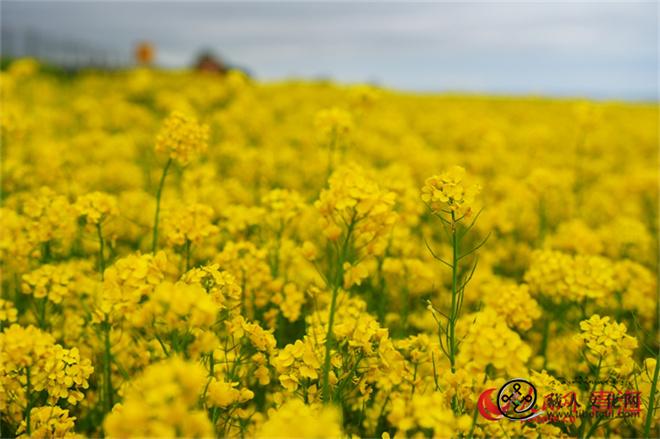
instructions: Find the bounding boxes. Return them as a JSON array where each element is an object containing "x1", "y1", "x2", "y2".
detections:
[
  {"x1": 135, "y1": 42, "x2": 155, "y2": 65},
  {"x1": 194, "y1": 51, "x2": 227, "y2": 74}
]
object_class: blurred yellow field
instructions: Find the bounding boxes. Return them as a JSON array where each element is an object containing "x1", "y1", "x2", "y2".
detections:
[{"x1": 0, "y1": 59, "x2": 658, "y2": 438}]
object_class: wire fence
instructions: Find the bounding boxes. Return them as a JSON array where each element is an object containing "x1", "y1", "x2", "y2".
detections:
[{"x1": 1, "y1": 27, "x2": 131, "y2": 69}]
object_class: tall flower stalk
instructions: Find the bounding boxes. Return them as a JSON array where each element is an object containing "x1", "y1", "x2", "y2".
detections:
[
  {"x1": 422, "y1": 166, "x2": 485, "y2": 373},
  {"x1": 73, "y1": 191, "x2": 120, "y2": 416},
  {"x1": 101, "y1": 317, "x2": 114, "y2": 414},
  {"x1": 313, "y1": 165, "x2": 396, "y2": 404},
  {"x1": 97, "y1": 222, "x2": 115, "y2": 414},
  {"x1": 152, "y1": 157, "x2": 172, "y2": 252},
  {"x1": 321, "y1": 214, "x2": 356, "y2": 404},
  {"x1": 151, "y1": 111, "x2": 209, "y2": 252}
]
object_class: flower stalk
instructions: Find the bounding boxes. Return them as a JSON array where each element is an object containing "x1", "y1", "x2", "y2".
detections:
[
  {"x1": 448, "y1": 211, "x2": 459, "y2": 372},
  {"x1": 322, "y1": 215, "x2": 356, "y2": 404},
  {"x1": 102, "y1": 318, "x2": 114, "y2": 414},
  {"x1": 152, "y1": 158, "x2": 172, "y2": 253},
  {"x1": 644, "y1": 356, "x2": 660, "y2": 438},
  {"x1": 421, "y1": 167, "x2": 484, "y2": 375},
  {"x1": 96, "y1": 223, "x2": 105, "y2": 279},
  {"x1": 25, "y1": 366, "x2": 32, "y2": 436}
]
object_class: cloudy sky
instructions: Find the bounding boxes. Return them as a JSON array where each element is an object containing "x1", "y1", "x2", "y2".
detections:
[{"x1": 2, "y1": 1, "x2": 658, "y2": 99}]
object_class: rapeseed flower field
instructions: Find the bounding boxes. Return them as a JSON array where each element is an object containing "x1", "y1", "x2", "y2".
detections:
[{"x1": 0, "y1": 58, "x2": 658, "y2": 438}]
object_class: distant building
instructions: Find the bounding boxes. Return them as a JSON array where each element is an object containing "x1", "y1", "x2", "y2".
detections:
[{"x1": 194, "y1": 51, "x2": 227, "y2": 74}]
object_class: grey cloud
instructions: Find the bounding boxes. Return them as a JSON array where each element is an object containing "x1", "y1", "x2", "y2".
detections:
[{"x1": 2, "y1": 1, "x2": 657, "y2": 99}]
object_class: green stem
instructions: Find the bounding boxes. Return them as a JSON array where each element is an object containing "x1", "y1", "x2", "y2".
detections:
[
  {"x1": 103, "y1": 320, "x2": 114, "y2": 413},
  {"x1": 468, "y1": 372, "x2": 490, "y2": 438},
  {"x1": 269, "y1": 224, "x2": 283, "y2": 278},
  {"x1": 155, "y1": 333, "x2": 170, "y2": 357},
  {"x1": 411, "y1": 363, "x2": 418, "y2": 396},
  {"x1": 374, "y1": 393, "x2": 391, "y2": 437},
  {"x1": 185, "y1": 239, "x2": 191, "y2": 272},
  {"x1": 152, "y1": 158, "x2": 172, "y2": 253},
  {"x1": 41, "y1": 241, "x2": 51, "y2": 263},
  {"x1": 400, "y1": 285, "x2": 410, "y2": 336},
  {"x1": 644, "y1": 355, "x2": 660, "y2": 438},
  {"x1": 212, "y1": 407, "x2": 220, "y2": 433},
  {"x1": 376, "y1": 256, "x2": 387, "y2": 325},
  {"x1": 579, "y1": 356, "x2": 602, "y2": 439},
  {"x1": 539, "y1": 317, "x2": 550, "y2": 369},
  {"x1": 322, "y1": 284, "x2": 340, "y2": 404},
  {"x1": 321, "y1": 215, "x2": 355, "y2": 404},
  {"x1": 585, "y1": 417, "x2": 603, "y2": 439},
  {"x1": 431, "y1": 352, "x2": 440, "y2": 391},
  {"x1": 326, "y1": 130, "x2": 337, "y2": 181},
  {"x1": 14, "y1": 273, "x2": 21, "y2": 311},
  {"x1": 25, "y1": 367, "x2": 32, "y2": 436},
  {"x1": 37, "y1": 298, "x2": 47, "y2": 329},
  {"x1": 449, "y1": 211, "x2": 458, "y2": 373},
  {"x1": 537, "y1": 196, "x2": 547, "y2": 246},
  {"x1": 467, "y1": 403, "x2": 479, "y2": 439},
  {"x1": 96, "y1": 223, "x2": 105, "y2": 280}
]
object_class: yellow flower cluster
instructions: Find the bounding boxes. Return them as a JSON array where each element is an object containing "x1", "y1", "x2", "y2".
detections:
[
  {"x1": 271, "y1": 338, "x2": 323, "y2": 391},
  {"x1": 206, "y1": 378, "x2": 254, "y2": 408},
  {"x1": 456, "y1": 308, "x2": 532, "y2": 375},
  {"x1": 316, "y1": 164, "x2": 397, "y2": 255},
  {"x1": 23, "y1": 187, "x2": 76, "y2": 247},
  {"x1": 16, "y1": 406, "x2": 77, "y2": 439},
  {"x1": 155, "y1": 111, "x2": 209, "y2": 165},
  {"x1": 22, "y1": 263, "x2": 78, "y2": 304},
  {"x1": 162, "y1": 202, "x2": 218, "y2": 247},
  {"x1": 524, "y1": 250, "x2": 616, "y2": 301},
  {"x1": 103, "y1": 357, "x2": 213, "y2": 437},
  {"x1": 0, "y1": 298, "x2": 18, "y2": 323},
  {"x1": 0, "y1": 324, "x2": 93, "y2": 410},
  {"x1": 99, "y1": 251, "x2": 169, "y2": 319},
  {"x1": 342, "y1": 261, "x2": 370, "y2": 288},
  {"x1": 261, "y1": 188, "x2": 305, "y2": 228},
  {"x1": 548, "y1": 217, "x2": 654, "y2": 266},
  {"x1": 227, "y1": 315, "x2": 277, "y2": 353},
  {"x1": 271, "y1": 282, "x2": 305, "y2": 322},
  {"x1": 256, "y1": 399, "x2": 342, "y2": 438},
  {"x1": 0, "y1": 207, "x2": 38, "y2": 271},
  {"x1": 181, "y1": 264, "x2": 242, "y2": 311},
  {"x1": 215, "y1": 241, "x2": 272, "y2": 314},
  {"x1": 313, "y1": 293, "x2": 406, "y2": 399},
  {"x1": 135, "y1": 281, "x2": 218, "y2": 332},
  {"x1": 599, "y1": 217, "x2": 654, "y2": 263},
  {"x1": 421, "y1": 166, "x2": 481, "y2": 218},
  {"x1": 481, "y1": 279, "x2": 541, "y2": 331},
  {"x1": 314, "y1": 107, "x2": 353, "y2": 143},
  {"x1": 388, "y1": 391, "x2": 461, "y2": 437},
  {"x1": 74, "y1": 192, "x2": 119, "y2": 225},
  {"x1": 575, "y1": 314, "x2": 638, "y2": 375},
  {"x1": 613, "y1": 260, "x2": 657, "y2": 322}
]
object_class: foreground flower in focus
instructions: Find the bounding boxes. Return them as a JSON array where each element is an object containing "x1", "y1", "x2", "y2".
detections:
[{"x1": 421, "y1": 166, "x2": 481, "y2": 218}]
